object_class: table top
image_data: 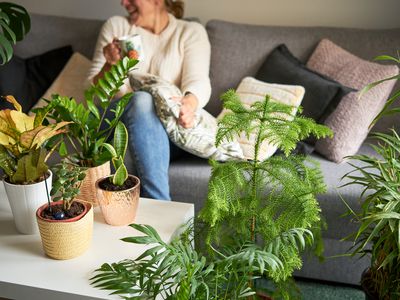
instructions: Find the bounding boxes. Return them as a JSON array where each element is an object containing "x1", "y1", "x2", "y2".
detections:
[{"x1": 0, "y1": 182, "x2": 194, "y2": 300}]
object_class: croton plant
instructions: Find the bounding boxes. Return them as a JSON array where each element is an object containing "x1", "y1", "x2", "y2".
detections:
[{"x1": 0, "y1": 95, "x2": 70, "y2": 184}]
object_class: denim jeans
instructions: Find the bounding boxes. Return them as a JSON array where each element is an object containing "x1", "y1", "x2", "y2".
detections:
[{"x1": 109, "y1": 91, "x2": 184, "y2": 200}]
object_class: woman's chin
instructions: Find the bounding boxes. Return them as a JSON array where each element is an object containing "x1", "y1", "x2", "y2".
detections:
[{"x1": 128, "y1": 13, "x2": 139, "y2": 25}]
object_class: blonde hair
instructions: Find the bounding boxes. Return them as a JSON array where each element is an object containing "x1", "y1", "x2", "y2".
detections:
[{"x1": 164, "y1": 0, "x2": 184, "y2": 19}]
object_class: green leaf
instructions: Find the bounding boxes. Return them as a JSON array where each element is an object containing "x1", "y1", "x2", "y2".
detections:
[
  {"x1": 121, "y1": 236, "x2": 155, "y2": 244},
  {"x1": 113, "y1": 122, "x2": 128, "y2": 158},
  {"x1": 101, "y1": 143, "x2": 117, "y2": 157},
  {"x1": 0, "y1": 2, "x2": 30, "y2": 65},
  {"x1": 113, "y1": 161, "x2": 128, "y2": 186}
]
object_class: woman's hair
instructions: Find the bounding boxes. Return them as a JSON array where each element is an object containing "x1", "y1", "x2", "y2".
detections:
[{"x1": 164, "y1": 0, "x2": 184, "y2": 19}]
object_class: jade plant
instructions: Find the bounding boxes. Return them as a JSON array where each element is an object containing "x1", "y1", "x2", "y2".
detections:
[
  {"x1": 91, "y1": 90, "x2": 333, "y2": 299},
  {"x1": 50, "y1": 160, "x2": 86, "y2": 214},
  {"x1": 0, "y1": 2, "x2": 30, "y2": 65},
  {"x1": 0, "y1": 95, "x2": 70, "y2": 184},
  {"x1": 37, "y1": 57, "x2": 138, "y2": 168}
]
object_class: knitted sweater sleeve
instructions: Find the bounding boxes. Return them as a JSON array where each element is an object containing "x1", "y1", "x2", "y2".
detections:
[
  {"x1": 180, "y1": 22, "x2": 212, "y2": 109},
  {"x1": 86, "y1": 16, "x2": 132, "y2": 95}
]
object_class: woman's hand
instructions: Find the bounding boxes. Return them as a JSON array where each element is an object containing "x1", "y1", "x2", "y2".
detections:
[
  {"x1": 103, "y1": 38, "x2": 121, "y2": 65},
  {"x1": 93, "y1": 38, "x2": 121, "y2": 84},
  {"x1": 178, "y1": 93, "x2": 198, "y2": 128}
]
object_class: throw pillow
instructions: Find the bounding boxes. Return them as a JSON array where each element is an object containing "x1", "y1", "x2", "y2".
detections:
[
  {"x1": 217, "y1": 77, "x2": 305, "y2": 161},
  {"x1": 255, "y1": 44, "x2": 353, "y2": 125},
  {"x1": 33, "y1": 52, "x2": 92, "y2": 110},
  {"x1": 0, "y1": 45, "x2": 73, "y2": 112},
  {"x1": 306, "y1": 39, "x2": 400, "y2": 163},
  {"x1": 129, "y1": 73, "x2": 244, "y2": 161}
]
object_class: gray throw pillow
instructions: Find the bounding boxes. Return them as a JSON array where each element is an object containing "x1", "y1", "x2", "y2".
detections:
[
  {"x1": 129, "y1": 74, "x2": 244, "y2": 161},
  {"x1": 256, "y1": 44, "x2": 354, "y2": 124}
]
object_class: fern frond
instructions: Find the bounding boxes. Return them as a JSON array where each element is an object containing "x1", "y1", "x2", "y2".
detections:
[{"x1": 217, "y1": 90, "x2": 332, "y2": 157}]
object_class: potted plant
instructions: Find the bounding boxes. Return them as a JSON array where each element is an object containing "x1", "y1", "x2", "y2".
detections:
[
  {"x1": 0, "y1": 2, "x2": 30, "y2": 65},
  {"x1": 0, "y1": 95, "x2": 70, "y2": 234},
  {"x1": 342, "y1": 54, "x2": 400, "y2": 300},
  {"x1": 36, "y1": 159, "x2": 93, "y2": 260},
  {"x1": 95, "y1": 121, "x2": 140, "y2": 226},
  {"x1": 37, "y1": 57, "x2": 138, "y2": 205},
  {"x1": 91, "y1": 90, "x2": 333, "y2": 299}
]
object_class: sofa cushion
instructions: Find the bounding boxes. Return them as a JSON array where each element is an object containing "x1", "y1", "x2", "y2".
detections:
[
  {"x1": 217, "y1": 76, "x2": 305, "y2": 160},
  {"x1": 255, "y1": 44, "x2": 353, "y2": 124},
  {"x1": 34, "y1": 52, "x2": 92, "y2": 109},
  {"x1": 0, "y1": 45, "x2": 73, "y2": 112},
  {"x1": 307, "y1": 39, "x2": 399, "y2": 163},
  {"x1": 130, "y1": 73, "x2": 244, "y2": 161},
  {"x1": 206, "y1": 20, "x2": 400, "y2": 123}
]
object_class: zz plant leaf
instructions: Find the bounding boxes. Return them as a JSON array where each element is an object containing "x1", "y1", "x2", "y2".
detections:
[{"x1": 37, "y1": 57, "x2": 138, "y2": 168}]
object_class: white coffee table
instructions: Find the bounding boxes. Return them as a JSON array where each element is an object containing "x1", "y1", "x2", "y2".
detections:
[{"x1": 0, "y1": 182, "x2": 194, "y2": 300}]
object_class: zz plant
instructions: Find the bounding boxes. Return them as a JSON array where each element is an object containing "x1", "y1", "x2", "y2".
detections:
[
  {"x1": 91, "y1": 90, "x2": 332, "y2": 299},
  {"x1": 37, "y1": 57, "x2": 138, "y2": 168}
]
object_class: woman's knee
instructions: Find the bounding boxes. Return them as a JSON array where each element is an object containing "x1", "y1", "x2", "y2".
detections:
[{"x1": 126, "y1": 91, "x2": 155, "y2": 115}]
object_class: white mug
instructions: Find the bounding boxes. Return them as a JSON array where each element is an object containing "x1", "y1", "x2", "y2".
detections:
[{"x1": 118, "y1": 34, "x2": 145, "y2": 61}]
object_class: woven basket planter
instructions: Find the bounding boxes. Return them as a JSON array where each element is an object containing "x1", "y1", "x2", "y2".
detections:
[
  {"x1": 36, "y1": 201, "x2": 93, "y2": 260},
  {"x1": 79, "y1": 161, "x2": 110, "y2": 206},
  {"x1": 96, "y1": 175, "x2": 140, "y2": 226}
]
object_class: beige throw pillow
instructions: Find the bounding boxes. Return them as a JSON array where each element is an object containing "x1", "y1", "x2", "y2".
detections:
[
  {"x1": 306, "y1": 39, "x2": 400, "y2": 163},
  {"x1": 33, "y1": 52, "x2": 92, "y2": 110},
  {"x1": 130, "y1": 74, "x2": 244, "y2": 161},
  {"x1": 217, "y1": 77, "x2": 305, "y2": 161}
]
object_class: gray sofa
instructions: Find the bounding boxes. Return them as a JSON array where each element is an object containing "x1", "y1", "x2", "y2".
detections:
[{"x1": 14, "y1": 14, "x2": 400, "y2": 286}]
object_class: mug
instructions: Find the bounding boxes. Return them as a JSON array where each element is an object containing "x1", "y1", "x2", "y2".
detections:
[{"x1": 118, "y1": 34, "x2": 145, "y2": 61}]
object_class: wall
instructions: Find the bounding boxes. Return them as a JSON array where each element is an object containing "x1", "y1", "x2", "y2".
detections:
[{"x1": 12, "y1": 0, "x2": 400, "y2": 29}]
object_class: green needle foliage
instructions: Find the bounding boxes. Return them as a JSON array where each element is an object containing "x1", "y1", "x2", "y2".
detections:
[
  {"x1": 0, "y1": 2, "x2": 30, "y2": 65},
  {"x1": 91, "y1": 90, "x2": 332, "y2": 299},
  {"x1": 36, "y1": 57, "x2": 137, "y2": 168},
  {"x1": 199, "y1": 90, "x2": 332, "y2": 296}
]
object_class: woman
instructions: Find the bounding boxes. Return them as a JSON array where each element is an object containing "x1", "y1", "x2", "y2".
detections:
[{"x1": 87, "y1": 0, "x2": 211, "y2": 200}]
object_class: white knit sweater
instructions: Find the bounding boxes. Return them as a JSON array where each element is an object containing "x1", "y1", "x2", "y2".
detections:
[{"x1": 87, "y1": 14, "x2": 212, "y2": 108}]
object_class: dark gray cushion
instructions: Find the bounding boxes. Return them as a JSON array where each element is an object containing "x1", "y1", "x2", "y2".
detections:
[
  {"x1": 0, "y1": 46, "x2": 73, "y2": 112},
  {"x1": 255, "y1": 44, "x2": 353, "y2": 123}
]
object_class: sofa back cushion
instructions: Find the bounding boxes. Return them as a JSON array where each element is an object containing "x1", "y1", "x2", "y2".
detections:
[
  {"x1": 13, "y1": 13, "x2": 103, "y2": 60},
  {"x1": 206, "y1": 19, "x2": 400, "y2": 133}
]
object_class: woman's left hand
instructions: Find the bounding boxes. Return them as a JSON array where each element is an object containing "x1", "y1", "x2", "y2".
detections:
[{"x1": 178, "y1": 93, "x2": 198, "y2": 128}]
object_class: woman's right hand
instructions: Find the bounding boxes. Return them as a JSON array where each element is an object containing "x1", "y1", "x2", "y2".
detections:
[{"x1": 103, "y1": 38, "x2": 121, "y2": 65}]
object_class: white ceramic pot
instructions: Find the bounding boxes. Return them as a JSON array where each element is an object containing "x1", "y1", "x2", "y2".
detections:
[{"x1": 4, "y1": 171, "x2": 52, "y2": 234}]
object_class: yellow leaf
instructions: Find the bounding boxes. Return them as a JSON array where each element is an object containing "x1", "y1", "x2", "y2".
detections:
[
  {"x1": 20, "y1": 121, "x2": 71, "y2": 150},
  {"x1": 10, "y1": 110, "x2": 35, "y2": 132},
  {"x1": 3, "y1": 95, "x2": 22, "y2": 112},
  {"x1": 0, "y1": 132, "x2": 16, "y2": 146}
]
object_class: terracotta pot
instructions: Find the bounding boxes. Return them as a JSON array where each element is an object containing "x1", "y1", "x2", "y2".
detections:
[
  {"x1": 79, "y1": 161, "x2": 110, "y2": 206},
  {"x1": 96, "y1": 175, "x2": 140, "y2": 226},
  {"x1": 36, "y1": 200, "x2": 93, "y2": 260},
  {"x1": 3, "y1": 171, "x2": 52, "y2": 234}
]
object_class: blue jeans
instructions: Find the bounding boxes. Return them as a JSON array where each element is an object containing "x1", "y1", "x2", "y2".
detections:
[{"x1": 116, "y1": 91, "x2": 184, "y2": 200}]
